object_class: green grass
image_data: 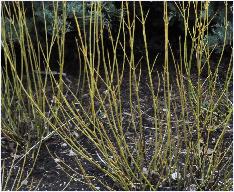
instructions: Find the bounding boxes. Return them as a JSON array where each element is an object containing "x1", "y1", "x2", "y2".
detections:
[{"x1": 1, "y1": 1, "x2": 232, "y2": 190}]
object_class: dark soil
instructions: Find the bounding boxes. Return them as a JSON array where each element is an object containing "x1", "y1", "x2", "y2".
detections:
[{"x1": 1, "y1": 64, "x2": 233, "y2": 191}]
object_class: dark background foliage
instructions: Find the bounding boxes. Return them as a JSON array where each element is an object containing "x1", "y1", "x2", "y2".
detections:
[{"x1": 2, "y1": 1, "x2": 233, "y2": 75}]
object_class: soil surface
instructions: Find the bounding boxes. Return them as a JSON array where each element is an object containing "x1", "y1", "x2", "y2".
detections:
[{"x1": 1, "y1": 66, "x2": 233, "y2": 191}]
